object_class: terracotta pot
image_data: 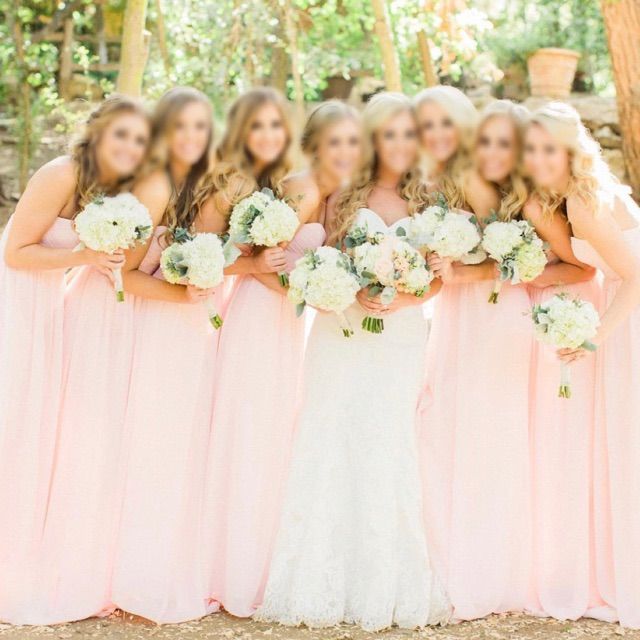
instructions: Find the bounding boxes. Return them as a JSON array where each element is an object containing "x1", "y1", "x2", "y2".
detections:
[{"x1": 527, "y1": 48, "x2": 580, "y2": 98}]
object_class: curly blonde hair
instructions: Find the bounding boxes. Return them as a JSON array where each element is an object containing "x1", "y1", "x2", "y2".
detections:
[
  {"x1": 476, "y1": 100, "x2": 530, "y2": 220},
  {"x1": 329, "y1": 92, "x2": 431, "y2": 245},
  {"x1": 144, "y1": 87, "x2": 214, "y2": 232},
  {"x1": 70, "y1": 94, "x2": 149, "y2": 211},
  {"x1": 413, "y1": 85, "x2": 478, "y2": 209},
  {"x1": 528, "y1": 102, "x2": 619, "y2": 218},
  {"x1": 194, "y1": 87, "x2": 293, "y2": 217}
]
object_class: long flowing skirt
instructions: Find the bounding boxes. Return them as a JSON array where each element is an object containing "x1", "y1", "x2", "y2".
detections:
[
  {"x1": 256, "y1": 304, "x2": 451, "y2": 631},
  {"x1": 420, "y1": 280, "x2": 532, "y2": 620}
]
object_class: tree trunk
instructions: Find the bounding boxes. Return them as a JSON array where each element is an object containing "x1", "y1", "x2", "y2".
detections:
[
  {"x1": 370, "y1": 0, "x2": 402, "y2": 92},
  {"x1": 10, "y1": 12, "x2": 31, "y2": 192},
  {"x1": 154, "y1": 0, "x2": 171, "y2": 74},
  {"x1": 601, "y1": 0, "x2": 640, "y2": 198},
  {"x1": 283, "y1": 2, "x2": 305, "y2": 126},
  {"x1": 417, "y1": 30, "x2": 437, "y2": 87},
  {"x1": 117, "y1": 0, "x2": 149, "y2": 96},
  {"x1": 59, "y1": 18, "x2": 74, "y2": 100}
]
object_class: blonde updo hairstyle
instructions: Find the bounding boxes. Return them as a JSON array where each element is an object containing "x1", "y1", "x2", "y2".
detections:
[
  {"x1": 329, "y1": 92, "x2": 431, "y2": 245},
  {"x1": 476, "y1": 100, "x2": 530, "y2": 220},
  {"x1": 528, "y1": 101, "x2": 619, "y2": 218},
  {"x1": 146, "y1": 87, "x2": 214, "y2": 231},
  {"x1": 195, "y1": 87, "x2": 293, "y2": 216},
  {"x1": 413, "y1": 85, "x2": 478, "y2": 209},
  {"x1": 70, "y1": 94, "x2": 150, "y2": 211},
  {"x1": 300, "y1": 100, "x2": 360, "y2": 161}
]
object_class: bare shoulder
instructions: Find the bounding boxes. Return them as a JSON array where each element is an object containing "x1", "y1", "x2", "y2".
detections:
[
  {"x1": 132, "y1": 170, "x2": 172, "y2": 220},
  {"x1": 284, "y1": 172, "x2": 321, "y2": 206},
  {"x1": 464, "y1": 169, "x2": 500, "y2": 213},
  {"x1": 28, "y1": 155, "x2": 77, "y2": 194},
  {"x1": 522, "y1": 196, "x2": 544, "y2": 223}
]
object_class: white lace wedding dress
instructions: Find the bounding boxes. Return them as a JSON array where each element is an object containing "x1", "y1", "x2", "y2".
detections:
[{"x1": 255, "y1": 209, "x2": 451, "y2": 631}]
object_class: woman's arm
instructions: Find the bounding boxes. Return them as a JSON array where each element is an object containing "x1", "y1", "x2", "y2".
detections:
[
  {"x1": 250, "y1": 175, "x2": 323, "y2": 296},
  {"x1": 568, "y1": 195, "x2": 640, "y2": 348},
  {"x1": 523, "y1": 198, "x2": 596, "y2": 288},
  {"x1": 4, "y1": 157, "x2": 123, "y2": 272},
  {"x1": 120, "y1": 172, "x2": 196, "y2": 303}
]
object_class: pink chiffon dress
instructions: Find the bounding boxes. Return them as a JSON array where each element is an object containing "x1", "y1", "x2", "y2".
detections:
[
  {"x1": 0, "y1": 216, "x2": 77, "y2": 624},
  {"x1": 111, "y1": 228, "x2": 220, "y2": 623},
  {"x1": 32, "y1": 232, "x2": 158, "y2": 624},
  {"x1": 203, "y1": 223, "x2": 326, "y2": 617},
  {"x1": 571, "y1": 214, "x2": 640, "y2": 629},
  {"x1": 528, "y1": 272, "x2": 608, "y2": 622},
  {"x1": 419, "y1": 277, "x2": 533, "y2": 620}
]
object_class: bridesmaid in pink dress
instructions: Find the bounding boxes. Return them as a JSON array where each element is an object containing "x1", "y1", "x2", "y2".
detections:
[
  {"x1": 522, "y1": 130, "x2": 603, "y2": 619},
  {"x1": 109, "y1": 88, "x2": 221, "y2": 623},
  {"x1": 28, "y1": 100, "x2": 151, "y2": 625},
  {"x1": 202, "y1": 96, "x2": 361, "y2": 617},
  {"x1": 525, "y1": 103, "x2": 640, "y2": 628},
  {"x1": 416, "y1": 91, "x2": 533, "y2": 619},
  {"x1": 0, "y1": 96, "x2": 149, "y2": 624}
]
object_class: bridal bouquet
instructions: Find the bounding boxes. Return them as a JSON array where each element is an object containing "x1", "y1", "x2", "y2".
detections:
[
  {"x1": 161, "y1": 228, "x2": 231, "y2": 329},
  {"x1": 406, "y1": 198, "x2": 482, "y2": 262},
  {"x1": 481, "y1": 219, "x2": 547, "y2": 303},
  {"x1": 531, "y1": 293, "x2": 600, "y2": 398},
  {"x1": 346, "y1": 227, "x2": 433, "y2": 334},
  {"x1": 288, "y1": 246, "x2": 361, "y2": 337},
  {"x1": 74, "y1": 193, "x2": 153, "y2": 302},
  {"x1": 227, "y1": 188, "x2": 299, "y2": 286}
]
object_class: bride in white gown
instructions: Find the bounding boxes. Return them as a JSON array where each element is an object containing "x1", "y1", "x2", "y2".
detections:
[{"x1": 255, "y1": 93, "x2": 451, "y2": 631}]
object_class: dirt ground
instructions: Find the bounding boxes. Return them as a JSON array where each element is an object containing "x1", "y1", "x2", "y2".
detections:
[{"x1": 0, "y1": 611, "x2": 637, "y2": 640}]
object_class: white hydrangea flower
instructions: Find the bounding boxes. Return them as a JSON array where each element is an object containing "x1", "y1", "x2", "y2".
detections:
[
  {"x1": 531, "y1": 293, "x2": 600, "y2": 398},
  {"x1": 248, "y1": 199, "x2": 299, "y2": 247},
  {"x1": 428, "y1": 211, "x2": 482, "y2": 260},
  {"x1": 160, "y1": 232, "x2": 226, "y2": 328},
  {"x1": 74, "y1": 193, "x2": 152, "y2": 301},
  {"x1": 481, "y1": 220, "x2": 524, "y2": 260},
  {"x1": 287, "y1": 246, "x2": 360, "y2": 337},
  {"x1": 406, "y1": 205, "x2": 446, "y2": 248}
]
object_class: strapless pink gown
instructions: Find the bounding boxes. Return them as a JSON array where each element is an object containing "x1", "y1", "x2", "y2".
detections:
[
  {"x1": 32, "y1": 231, "x2": 157, "y2": 624},
  {"x1": 203, "y1": 223, "x2": 326, "y2": 617},
  {"x1": 0, "y1": 217, "x2": 77, "y2": 624},
  {"x1": 111, "y1": 228, "x2": 220, "y2": 623},
  {"x1": 419, "y1": 278, "x2": 533, "y2": 620},
  {"x1": 528, "y1": 276, "x2": 608, "y2": 622},
  {"x1": 572, "y1": 225, "x2": 640, "y2": 629}
]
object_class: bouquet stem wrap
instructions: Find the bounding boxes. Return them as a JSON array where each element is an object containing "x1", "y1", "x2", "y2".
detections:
[
  {"x1": 559, "y1": 362, "x2": 572, "y2": 399},
  {"x1": 337, "y1": 312, "x2": 354, "y2": 338},
  {"x1": 488, "y1": 279, "x2": 502, "y2": 304},
  {"x1": 204, "y1": 296, "x2": 223, "y2": 330},
  {"x1": 113, "y1": 267, "x2": 124, "y2": 303},
  {"x1": 278, "y1": 270, "x2": 289, "y2": 288}
]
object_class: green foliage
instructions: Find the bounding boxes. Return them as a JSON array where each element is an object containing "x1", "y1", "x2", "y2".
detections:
[{"x1": 482, "y1": 0, "x2": 612, "y2": 94}]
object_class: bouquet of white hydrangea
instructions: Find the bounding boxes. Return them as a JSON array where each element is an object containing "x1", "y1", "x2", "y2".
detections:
[
  {"x1": 288, "y1": 246, "x2": 361, "y2": 337},
  {"x1": 226, "y1": 188, "x2": 299, "y2": 286},
  {"x1": 345, "y1": 226, "x2": 433, "y2": 334},
  {"x1": 74, "y1": 193, "x2": 153, "y2": 302},
  {"x1": 481, "y1": 218, "x2": 547, "y2": 303},
  {"x1": 531, "y1": 293, "x2": 600, "y2": 398},
  {"x1": 161, "y1": 228, "x2": 232, "y2": 329},
  {"x1": 406, "y1": 197, "x2": 482, "y2": 262}
]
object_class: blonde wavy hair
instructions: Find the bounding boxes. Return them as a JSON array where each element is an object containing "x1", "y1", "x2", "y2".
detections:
[
  {"x1": 300, "y1": 100, "x2": 360, "y2": 159},
  {"x1": 476, "y1": 100, "x2": 530, "y2": 220},
  {"x1": 528, "y1": 101, "x2": 619, "y2": 218},
  {"x1": 145, "y1": 87, "x2": 214, "y2": 232},
  {"x1": 413, "y1": 85, "x2": 478, "y2": 208},
  {"x1": 70, "y1": 94, "x2": 149, "y2": 211},
  {"x1": 194, "y1": 87, "x2": 293, "y2": 216},
  {"x1": 329, "y1": 92, "x2": 431, "y2": 245}
]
